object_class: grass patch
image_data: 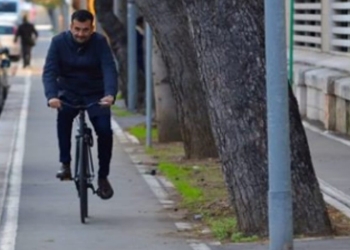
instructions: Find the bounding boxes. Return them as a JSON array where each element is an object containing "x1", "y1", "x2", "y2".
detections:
[
  {"x1": 116, "y1": 92, "x2": 123, "y2": 100},
  {"x1": 127, "y1": 123, "x2": 350, "y2": 243},
  {"x1": 158, "y1": 162, "x2": 203, "y2": 205},
  {"x1": 111, "y1": 105, "x2": 134, "y2": 117},
  {"x1": 128, "y1": 123, "x2": 240, "y2": 242},
  {"x1": 127, "y1": 123, "x2": 158, "y2": 142},
  {"x1": 207, "y1": 218, "x2": 257, "y2": 242}
]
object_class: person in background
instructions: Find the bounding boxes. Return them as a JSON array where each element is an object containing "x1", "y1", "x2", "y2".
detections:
[{"x1": 14, "y1": 15, "x2": 38, "y2": 68}]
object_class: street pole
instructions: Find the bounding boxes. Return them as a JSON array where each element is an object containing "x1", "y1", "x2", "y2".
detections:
[
  {"x1": 288, "y1": 0, "x2": 295, "y2": 85},
  {"x1": 145, "y1": 22, "x2": 153, "y2": 147},
  {"x1": 264, "y1": 0, "x2": 293, "y2": 249},
  {"x1": 127, "y1": 0, "x2": 137, "y2": 112}
]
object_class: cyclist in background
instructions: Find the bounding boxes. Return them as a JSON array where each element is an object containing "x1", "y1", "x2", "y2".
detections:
[{"x1": 42, "y1": 9, "x2": 117, "y2": 200}]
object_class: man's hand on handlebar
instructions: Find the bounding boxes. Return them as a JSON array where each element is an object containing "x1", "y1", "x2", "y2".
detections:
[
  {"x1": 48, "y1": 98, "x2": 61, "y2": 109},
  {"x1": 48, "y1": 95, "x2": 114, "y2": 109},
  {"x1": 99, "y1": 95, "x2": 114, "y2": 107}
]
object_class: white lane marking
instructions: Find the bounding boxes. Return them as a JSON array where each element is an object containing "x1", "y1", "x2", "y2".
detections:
[
  {"x1": 34, "y1": 24, "x2": 52, "y2": 31},
  {"x1": 0, "y1": 70, "x2": 31, "y2": 250},
  {"x1": 188, "y1": 242, "x2": 212, "y2": 250}
]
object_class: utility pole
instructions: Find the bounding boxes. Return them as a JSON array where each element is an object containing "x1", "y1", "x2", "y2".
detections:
[
  {"x1": 264, "y1": 0, "x2": 293, "y2": 249},
  {"x1": 288, "y1": 0, "x2": 295, "y2": 85},
  {"x1": 145, "y1": 22, "x2": 153, "y2": 147},
  {"x1": 127, "y1": 0, "x2": 137, "y2": 112}
]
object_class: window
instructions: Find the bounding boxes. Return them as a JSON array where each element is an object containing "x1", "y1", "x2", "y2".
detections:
[
  {"x1": 0, "y1": 2, "x2": 17, "y2": 13},
  {"x1": 332, "y1": 0, "x2": 350, "y2": 53},
  {"x1": 0, "y1": 25, "x2": 13, "y2": 34},
  {"x1": 293, "y1": 0, "x2": 322, "y2": 50}
]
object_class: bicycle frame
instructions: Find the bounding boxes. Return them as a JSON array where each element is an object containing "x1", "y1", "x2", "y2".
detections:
[{"x1": 74, "y1": 109, "x2": 95, "y2": 192}]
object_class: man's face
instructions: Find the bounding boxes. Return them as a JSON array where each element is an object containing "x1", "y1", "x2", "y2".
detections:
[{"x1": 70, "y1": 19, "x2": 94, "y2": 44}]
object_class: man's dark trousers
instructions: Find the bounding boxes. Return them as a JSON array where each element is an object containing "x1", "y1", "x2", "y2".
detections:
[
  {"x1": 21, "y1": 44, "x2": 32, "y2": 68},
  {"x1": 57, "y1": 106, "x2": 113, "y2": 179}
]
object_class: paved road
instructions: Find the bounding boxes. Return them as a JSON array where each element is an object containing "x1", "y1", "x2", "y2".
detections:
[{"x1": 0, "y1": 27, "x2": 193, "y2": 250}]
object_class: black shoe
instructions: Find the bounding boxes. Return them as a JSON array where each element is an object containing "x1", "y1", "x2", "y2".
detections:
[
  {"x1": 56, "y1": 164, "x2": 72, "y2": 181},
  {"x1": 96, "y1": 178, "x2": 114, "y2": 200}
]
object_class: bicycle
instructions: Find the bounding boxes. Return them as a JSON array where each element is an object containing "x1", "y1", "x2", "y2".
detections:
[{"x1": 61, "y1": 101, "x2": 99, "y2": 224}]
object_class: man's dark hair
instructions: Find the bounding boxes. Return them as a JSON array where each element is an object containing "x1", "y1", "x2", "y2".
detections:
[
  {"x1": 71, "y1": 10, "x2": 94, "y2": 23},
  {"x1": 22, "y1": 14, "x2": 28, "y2": 23}
]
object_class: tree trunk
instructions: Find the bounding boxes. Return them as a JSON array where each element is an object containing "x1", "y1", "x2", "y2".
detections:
[
  {"x1": 152, "y1": 38, "x2": 182, "y2": 142},
  {"x1": 135, "y1": 0, "x2": 218, "y2": 158},
  {"x1": 94, "y1": 0, "x2": 145, "y2": 110},
  {"x1": 182, "y1": 0, "x2": 332, "y2": 236}
]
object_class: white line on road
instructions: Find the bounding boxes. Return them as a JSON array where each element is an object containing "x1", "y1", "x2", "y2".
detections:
[
  {"x1": 0, "y1": 70, "x2": 31, "y2": 250},
  {"x1": 188, "y1": 242, "x2": 212, "y2": 250},
  {"x1": 34, "y1": 24, "x2": 52, "y2": 31}
]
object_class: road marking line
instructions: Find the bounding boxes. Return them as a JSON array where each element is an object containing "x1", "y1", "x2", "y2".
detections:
[
  {"x1": 0, "y1": 70, "x2": 31, "y2": 250},
  {"x1": 188, "y1": 242, "x2": 212, "y2": 250}
]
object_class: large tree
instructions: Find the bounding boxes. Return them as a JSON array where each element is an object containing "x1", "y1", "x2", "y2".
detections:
[
  {"x1": 179, "y1": 0, "x2": 332, "y2": 236},
  {"x1": 94, "y1": 0, "x2": 145, "y2": 110},
  {"x1": 136, "y1": 1, "x2": 218, "y2": 158}
]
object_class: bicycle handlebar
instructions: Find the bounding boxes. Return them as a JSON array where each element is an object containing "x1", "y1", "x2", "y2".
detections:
[{"x1": 60, "y1": 101, "x2": 107, "y2": 110}]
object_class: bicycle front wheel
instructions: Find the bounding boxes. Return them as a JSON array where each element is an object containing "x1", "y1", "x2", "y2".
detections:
[{"x1": 78, "y1": 137, "x2": 88, "y2": 223}]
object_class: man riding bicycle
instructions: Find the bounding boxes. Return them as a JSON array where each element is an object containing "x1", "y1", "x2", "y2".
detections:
[{"x1": 42, "y1": 10, "x2": 117, "y2": 200}]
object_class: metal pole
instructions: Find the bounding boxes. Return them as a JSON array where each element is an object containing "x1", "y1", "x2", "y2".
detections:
[
  {"x1": 288, "y1": 0, "x2": 295, "y2": 85},
  {"x1": 145, "y1": 23, "x2": 153, "y2": 147},
  {"x1": 127, "y1": 0, "x2": 137, "y2": 112},
  {"x1": 265, "y1": 0, "x2": 293, "y2": 249}
]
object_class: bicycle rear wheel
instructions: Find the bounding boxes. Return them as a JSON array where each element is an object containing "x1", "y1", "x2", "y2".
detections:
[{"x1": 78, "y1": 138, "x2": 88, "y2": 223}]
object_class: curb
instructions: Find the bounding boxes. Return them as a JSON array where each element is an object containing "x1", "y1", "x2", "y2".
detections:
[{"x1": 110, "y1": 118, "x2": 216, "y2": 250}]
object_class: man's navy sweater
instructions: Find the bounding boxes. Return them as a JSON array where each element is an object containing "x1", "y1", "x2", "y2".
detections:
[{"x1": 42, "y1": 31, "x2": 118, "y2": 101}]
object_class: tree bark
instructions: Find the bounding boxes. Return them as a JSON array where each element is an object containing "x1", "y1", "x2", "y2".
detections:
[
  {"x1": 182, "y1": 0, "x2": 332, "y2": 236},
  {"x1": 94, "y1": 0, "x2": 145, "y2": 110},
  {"x1": 152, "y1": 38, "x2": 182, "y2": 142},
  {"x1": 136, "y1": 1, "x2": 218, "y2": 158}
]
